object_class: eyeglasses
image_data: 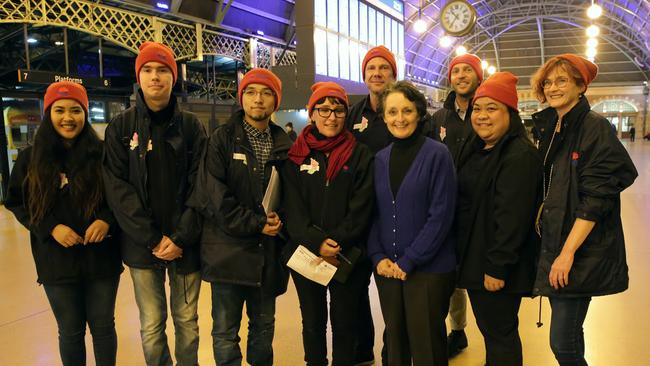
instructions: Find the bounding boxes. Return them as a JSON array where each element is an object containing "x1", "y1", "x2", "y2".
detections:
[
  {"x1": 243, "y1": 88, "x2": 275, "y2": 98},
  {"x1": 315, "y1": 107, "x2": 346, "y2": 118},
  {"x1": 542, "y1": 77, "x2": 570, "y2": 89}
]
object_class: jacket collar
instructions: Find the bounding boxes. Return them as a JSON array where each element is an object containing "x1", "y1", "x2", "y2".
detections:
[
  {"x1": 532, "y1": 96, "x2": 591, "y2": 134},
  {"x1": 227, "y1": 109, "x2": 292, "y2": 159},
  {"x1": 135, "y1": 88, "x2": 181, "y2": 124}
]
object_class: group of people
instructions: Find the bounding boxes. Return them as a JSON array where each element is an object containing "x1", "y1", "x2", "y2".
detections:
[{"x1": 5, "y1": 39, "x2": 638, "y2": 366}]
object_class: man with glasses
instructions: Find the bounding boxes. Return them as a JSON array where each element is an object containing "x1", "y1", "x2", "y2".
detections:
[
  {"x1": 346, "y1": 45, "x2": 398, "y2": 366},
  {"x1": 427, "y1": 53, "x2": 484, "y2": 359},
  {"x1": 190, "y1": 68, "x2": 292, "y2": 366}
]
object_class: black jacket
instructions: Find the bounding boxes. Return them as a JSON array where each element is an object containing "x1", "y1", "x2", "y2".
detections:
[
  {"x1": 456, "y1": 121, "x2": 542, "y2": 294},
  {"x1": 189, "y1": 110, "x2": 292, "y2": 297},
  {"x1": 532, "y1": 97, "x2": 637, "y2": 297},
  {"x1": 102, "y1": 90, "x2": 207, "y2": 274},
  {"x1": 345, "y1": 95, "x2": 393, "y2": 154},
  {"x1": 281, "y1": 135, "x2": 374, "y2": 263},
  {"x1": 426, "y1": 91, "x2": 475, "y2": 163},
  {"x1": 6, "y1": 146, "x2": 122, "y2": 285}
]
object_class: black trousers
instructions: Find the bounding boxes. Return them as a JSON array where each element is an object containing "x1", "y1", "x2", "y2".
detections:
[
  {"x1": 375, "y1": 270, "x2": 455, "y2": 366},
  {"x1": 292, "y1": 264, "x2": 367, "y2": 366},
  {"x1": 467, "y1": 290, "x2": 523, "y2": 366}
]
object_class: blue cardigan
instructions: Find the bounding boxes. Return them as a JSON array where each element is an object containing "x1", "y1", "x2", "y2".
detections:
[{"x1": 367, "y1": 138, "x2": 457, "y2": 274}]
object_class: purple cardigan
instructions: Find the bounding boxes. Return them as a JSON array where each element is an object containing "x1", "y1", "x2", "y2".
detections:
[{"x1": 367, "y1": 138, "x2": 457, "y2": 274}]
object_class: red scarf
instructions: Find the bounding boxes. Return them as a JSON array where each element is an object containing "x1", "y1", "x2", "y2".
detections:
[{"x1": 288, "y1": 124, "x2": 356, "y2": 181}]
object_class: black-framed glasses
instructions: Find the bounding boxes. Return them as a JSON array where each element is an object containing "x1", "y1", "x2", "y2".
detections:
[
  {"x1": 315, "y1": 107, "x2": 346, "y2": 118},
  {"x1": 542, "y1": 77, "x2": 570, "y2": 89},
  {"x1": 243, "y1": 88, "x2": 275, "y2": 98}
]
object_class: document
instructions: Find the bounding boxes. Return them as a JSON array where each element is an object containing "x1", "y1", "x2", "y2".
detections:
[
  {"x1": 287, "y1": 245, "x2": 337, "y2": 286},
  {"x1": 262, "y1": 166, "x2": 281, "y2": 214}
]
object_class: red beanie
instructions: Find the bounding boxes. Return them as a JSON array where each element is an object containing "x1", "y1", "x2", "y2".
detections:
[
  {"x1": 307, "y1": 82, "x2": 349, "y2": 115},
  {"x1": 362, "y1": 46, "x2": 397, "y2": 80},
  {"x1": 43, "y1": 81, "x2": 89, "y2": 114},
  {"x1": 135, "y1": 41, "x2": 177, "y2": 84},
  {"x1": 556, "y1": 54, "x2": 598, "y2": 87},
  {"x1": 448, "y1": 53, "x2": 484, "y2": 83},
  {"x1": 238, "y1": 68, "x2": 283, "y2": 111},
  {"x1": 472, "y1": 72, "x2": 519, "y2": 110}
]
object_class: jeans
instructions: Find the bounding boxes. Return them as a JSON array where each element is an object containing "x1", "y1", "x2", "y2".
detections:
[
  {"x1": 549, "y1": 297, "x2": 591, "y2": 366},
  {"x1": 43, "y1": 276, "x2": 120, "y2": 366},
  {"x1": 211, "y1": 282, "x2": 277, "y2": 366},
  {"x1": 129, "y1": 267, "x2": 201, "y2": 366}
]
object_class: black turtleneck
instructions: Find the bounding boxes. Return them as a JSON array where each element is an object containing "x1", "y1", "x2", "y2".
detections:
[
  {"x1": 146, "y1": 98, "x2": 179, "y2": 236},
  {"x1": 389, "y1": 130, "x2": 425, "y2": 197}
]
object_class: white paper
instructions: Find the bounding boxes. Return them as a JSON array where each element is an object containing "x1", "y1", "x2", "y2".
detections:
[
  {"x1": 262, "y1": 166, "x2": 280, "y2": 214},
  {"x1": 287, "y1": 245, "x2": 337, "y2": 286}
]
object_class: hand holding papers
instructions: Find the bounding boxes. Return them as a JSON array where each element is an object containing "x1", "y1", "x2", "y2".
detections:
[{"x1": 287, "y1": 245, "x2": 337, "y2": 286}]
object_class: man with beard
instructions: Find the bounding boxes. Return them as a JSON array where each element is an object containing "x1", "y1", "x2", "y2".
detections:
[
  {"x1": 190, "y1": 68, "x2": 292, "y2": 366},
  {"x1": 428, "y1": 53, "x2": 484, "y2": 359},
  {"x1": 345, "y1": 45, "x2": 397, "y2": 366}
]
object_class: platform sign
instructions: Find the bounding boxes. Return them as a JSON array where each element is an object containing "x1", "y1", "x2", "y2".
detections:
[{"x1": 17, "y1": 69, "x2": 111, "y2": 88}]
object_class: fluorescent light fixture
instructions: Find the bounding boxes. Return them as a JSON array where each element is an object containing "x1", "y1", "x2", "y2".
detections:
[
  {"x1": 256, "y1": 30, "x2": 265, "y2": 36},
  {"x1": 413, "y1": 19, "x2": 427, "y2": 34},
  {"x1": 586, "y1": 38, "x2": 598, "y2": 48},
  {"x1": 586, "y1": 47, "x2": 597, "y2": 58},
  {"x1": 91, "y1": 107, "x2": 104, "y2": 113},
  {"x1": 439, "y1": 36, "x2": 453, "y2": 48},
  {"x1": 586, "y1": 25, "x2": 600, "y2": 38},
  {"x1": 156, "y1": 2, "x2": 169, "y2": 10},
  {"x1": 27, "y1": 38, "x2": 37, "y2": 44},
  {"x1": 55, "y1": 41, "x2": 64, "y2": 46},
  {"x1": 587, "y1": 4, "x2": 603, "y2": 19}
]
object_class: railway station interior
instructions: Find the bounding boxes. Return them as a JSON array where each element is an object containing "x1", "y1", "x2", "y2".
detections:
[{"x1": 0, "y1": 0, "x2": 649, "y2": 365}]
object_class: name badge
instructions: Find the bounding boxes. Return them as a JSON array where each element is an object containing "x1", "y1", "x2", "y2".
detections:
[
  {"x1": 353, "y1": 116, "x2": 369, "y2": 132},
  {"x1": 300, "y1": 158, "x2": 320, "y2": 174},
  {"x1": 233, "y1": 153, "x2": 247, "y2": 165}
]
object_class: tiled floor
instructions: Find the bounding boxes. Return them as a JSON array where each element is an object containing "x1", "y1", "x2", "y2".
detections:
[{"x1": 0, "y1": 140, "x2": 648, "y2": 365}]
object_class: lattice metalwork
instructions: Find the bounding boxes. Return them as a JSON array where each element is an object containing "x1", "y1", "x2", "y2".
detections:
[
  {"x1": 256, "y1": 44, "x2": 272, "y2": 69},
  {"x1": 274, "y1": 49, "x2": 297, "y2": 66},
  {"x1": 0, "y1": 0, "x2": 294, "y2": 68},
  {"x1": 187, "y1": 69, "x2": 237, "y2": 100},
  {"x1": 202, "y1": 29, "x2": 247, "y2": 62},
  {"x1": 160, "y1": 19, "x2": 196, "y2": 61}
]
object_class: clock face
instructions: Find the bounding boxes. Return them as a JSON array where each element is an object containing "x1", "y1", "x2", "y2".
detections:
[{"x1": 441, "y1": 1, "x2": 477, "y2": 36}]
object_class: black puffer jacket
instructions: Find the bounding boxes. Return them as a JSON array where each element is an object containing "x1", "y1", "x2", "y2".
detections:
[
  {"x1": 6, "y1": 146, "x2": 122, "y2": 285},
  {"x1": 189, "y1": 110, "x2": 292, "y2": 297},
  {"x1": 102, "y1": 90, "x2": 207, "y2": 274},
  {"x1": 456, "y1": 119, "x2": 542, "y2": 294},
  {"x1": 426, "y1": 91, "x2": 474, "y2": 163},
  {"x1": 532, "y1": 97, "x2": 637, "y2": 297}
]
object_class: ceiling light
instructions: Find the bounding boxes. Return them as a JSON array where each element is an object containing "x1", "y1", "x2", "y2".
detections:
[
  {"x1": 413, "y1": 19, "x2": 427, "y2": 34},
  {"x1": 586, "y1": 25, "x2": 600, "y2": 38},
  {"x1": 487, "y1": 65, "x2": 496, "y2": 75},
  {"x1": 55, "y1": 41, "x2": 64, "y2": 46},
  {"x1": 439, "y1": 36, "x2": 453, "y2": 48},
  {"x1": 481, "y1": 60, "x2": 489, "y2": 70},
  {"x1": 256, "y1": 30, "x2": 265, "y2": 36},
  {"x1": 587, "y1": 4, "x2": 603, "y2": 19},
  {"x1": 155, "y1": 2, "x2": 169, "y2": 10},
  {"x1": 586, "y1": 47, "x2": 597, "y2": 58},
  {"x1": 27, "y1": 38, "x2": 37, "y2": 44},
  {"x1": 586, "y1": 38, "x2": 598, "y2": 48},
  {"x1": 455, "y1": 45, "x2": 467, "y2": 56}
]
